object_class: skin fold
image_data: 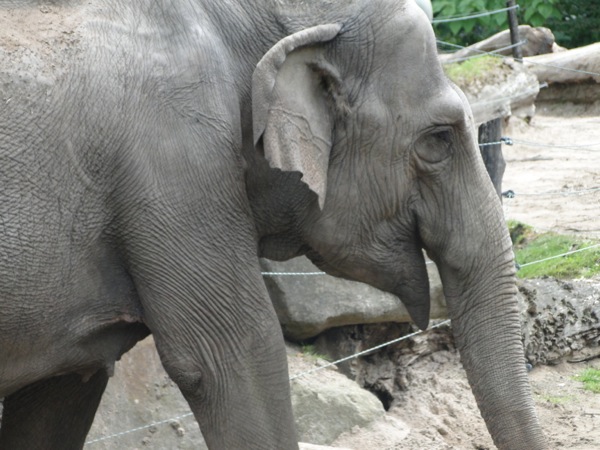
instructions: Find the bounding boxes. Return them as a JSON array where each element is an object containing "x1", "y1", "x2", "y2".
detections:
[{"x1": 0, "y1": 0, "x2": 546, "y2": 449}]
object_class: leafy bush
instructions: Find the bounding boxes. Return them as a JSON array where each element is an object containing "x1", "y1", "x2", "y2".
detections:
[
  {"x1": 546, "y1": 1, "x2": 600, "y2": 48},
  {"x1": 444, "y1": 55, "x2": 502, "y2": 85},
  {"x1": 433, "y1": 0, "x2": 561, "y2": 45}
]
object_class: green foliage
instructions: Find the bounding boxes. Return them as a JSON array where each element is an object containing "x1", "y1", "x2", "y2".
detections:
[
  {"x1": 546, "y1": 1, "x2": 600, "y2": 48},
  {"x1": 507, "y1": 220, "x2": 534, "y2": 246},
  {"x1": 433, "y1": 0, "x2": 561, "y2": 45},
  {"x1": 574, "y1": 368, "x2": 600, "y2": 393},
  {"x1": 507, "y1": 222, "x2": 600, "y2": 279},
  {"x1": 300, "y1": 344, "x2": 330, "y2": 361},
  {"x1": 444, "y1": 55, "x2": 502, "y2": 85},
  {"x1": 538, "y1": 394, "x2": 575, "y2": 404}
]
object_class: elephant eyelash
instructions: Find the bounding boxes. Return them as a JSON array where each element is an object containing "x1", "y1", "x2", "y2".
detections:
[
  {"x1": 413, "y1": 127, "x2": 454, "y2": 165},
  {"x1": 432, "y1": 129, "x2": 452, "y2": 143}
]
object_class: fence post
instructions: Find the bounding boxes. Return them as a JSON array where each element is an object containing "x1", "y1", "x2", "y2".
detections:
[
  {"x1": 478, "y1": 118, "x2": 505, "y2": 200},
  {"x1": 506, "y1": 0, "x2": 523, "y2": 61}
]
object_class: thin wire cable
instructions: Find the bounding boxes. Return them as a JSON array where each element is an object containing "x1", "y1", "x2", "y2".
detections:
[
  {"x1": 438, "y1": 39, "x2": 600, "y2": 78},
  {"x1": 444, "y1": 40, "x2": 526, "y2": 64},
  {"x1": 85, "y1": 412, "x2": 195, "y2": 445},
  {"x1": 524, "y1": 58, "x2": 600, "y2": 78},
  {"x1": 511, "y1": 186, "x2": 600, "y2": 197},
  {"x1": 518, "y1": 243, "x2": 600, "y2": 268},
  {"x1": 470, "y1": 85, "x2": 540, "y2": 107},
  {"x1": 510, "y1": 138, "x2": 600, "y2": 151},
  {"x1": 290, "y1": 320, "x2": 452, "y2": 381},
  {"x1": 432, "y1": 5, "x2": 519, "y2": 24}
]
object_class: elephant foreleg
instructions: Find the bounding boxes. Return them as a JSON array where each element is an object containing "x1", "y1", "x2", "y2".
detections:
[
  {"x1": 125, "y1": 220, "x2": 299, "y2": 449},
  {"x1": 0, "y1": 370, "x2": 109, "y2": 450}
]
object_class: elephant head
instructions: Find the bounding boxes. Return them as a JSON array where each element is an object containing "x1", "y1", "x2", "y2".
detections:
[{"x1": 248, "y1": 1, "x2": 546, "y2": 448}]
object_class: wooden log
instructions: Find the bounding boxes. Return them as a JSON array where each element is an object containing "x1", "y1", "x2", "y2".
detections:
[
  {"x1": 439, "y1": 25, "x2": 555, "y2": 64},
  {"x1": 524, "y1": 42, "x2": 600, "y2": 85},
  {"x1": 454, "y1": 60, "x2": 539, "y2": 125}
]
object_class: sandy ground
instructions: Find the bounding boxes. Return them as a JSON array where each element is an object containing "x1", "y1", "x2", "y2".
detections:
[
  {"x1": 502, "y1": 104, "x2": 600, "y2": 239},
  {"x1": 329, "y1": 105, "x2": 600, "y2": 450}
]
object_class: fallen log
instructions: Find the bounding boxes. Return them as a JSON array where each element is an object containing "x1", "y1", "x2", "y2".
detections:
[
  {"x1": 524, "y1": 42, "x2": 600, "y2": 85},
  {"x1": 448, "y1": 58, "x2": 539, "y2": 125},
  {"x1": 439, "y1": 25, "x2": 556, "y2": 64}
]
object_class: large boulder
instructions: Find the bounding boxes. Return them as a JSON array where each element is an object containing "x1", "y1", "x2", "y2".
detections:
[
  {"x1": 446, "y1": 57, "x2": 540, "y2": 125},
  {"x1": 261, "y1": 256, "x2": 447, "y2": 341},
  {"x1": 518, "y1": 277, "x2": 600, "y2": 365},
  {"x1": 289, "y1": 345, "x2": 386, "y2": 445},
  {"x1": 86, "y1": 337, "x2": 205, "y2": 450}
]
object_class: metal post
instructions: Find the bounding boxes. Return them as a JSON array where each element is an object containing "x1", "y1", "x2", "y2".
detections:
[
  {"x1": 478, "y1": 118, "x2": 506, "y2": 200},
  {"x1": 506, "y1": 0, "x2": 523, "y2": 61}
]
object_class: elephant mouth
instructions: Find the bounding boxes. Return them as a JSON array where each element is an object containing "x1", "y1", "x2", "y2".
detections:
[{"x1": 305, "y1": 242, "x2": 432, "y2": 330}]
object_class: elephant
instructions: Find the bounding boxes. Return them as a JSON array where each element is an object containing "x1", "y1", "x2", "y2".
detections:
[
  {"x1": 414, "y1": 0, "x2": 433, "y2": 21},
  {"x1": 0, "y1": 0, "x2": 545, "y2": 449}
]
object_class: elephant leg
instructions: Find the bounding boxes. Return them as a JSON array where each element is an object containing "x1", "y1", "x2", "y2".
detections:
[
  {"x1": 0, "y1": 370, "x2": 109, "y2": 450},
  {"x1": 127, "y1": 223, "x2": 298, "y2": 449}
]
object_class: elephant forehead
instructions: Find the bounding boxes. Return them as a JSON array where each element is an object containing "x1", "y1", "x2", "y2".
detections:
[{"x1": 371, "y1": 7, "x2": 445, "y2": 98}]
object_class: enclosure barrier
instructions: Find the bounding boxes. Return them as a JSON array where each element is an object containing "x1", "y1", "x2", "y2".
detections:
[
  {"x1": 83, "y1": 2, "x2": 600, "y2": 445},
  {"x1": 431, "y1": 5, "x2": 519, "y2": 24}
]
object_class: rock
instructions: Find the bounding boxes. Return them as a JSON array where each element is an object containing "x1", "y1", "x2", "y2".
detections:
[
  {"x1": 518, "y1": 278, "x2": 600, "y2": 365},
  {"x1": 299, "y1": 444, "x2": 352, "y2": 450},
  {"x1": 262, "y1": 256, "x2": 447, "y2": 341},
  {"x1": 456, "y1": 58, "x2": 540, "y2": 125},
  {"x1": 87, "y1": 337, "x2": 207, "y2": 450},
  {"x1": 312, "y1": 322, "x2": 455, "y2": 409},
  {"x1": 88, "y1": 338, "x2": 386, "y2": 449},
  {"x1": 291, "y1": 359, "x2": 386, "y2": 445}
]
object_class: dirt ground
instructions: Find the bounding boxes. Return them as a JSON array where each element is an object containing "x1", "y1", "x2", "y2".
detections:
[
  {"x1": 330, "y1": 104, "x2": 600, "y2": 450},
  {"x1": 502, "y1": 103, "x2": 600, "y2": 240}
]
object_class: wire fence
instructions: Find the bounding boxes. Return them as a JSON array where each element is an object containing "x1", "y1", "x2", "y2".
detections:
[
  {"x1": 432, "y1": 5, "x2": 519, "y2": 24},
  {"x1": 83, "y1": 2, "x2": 600, "y2": 446}
]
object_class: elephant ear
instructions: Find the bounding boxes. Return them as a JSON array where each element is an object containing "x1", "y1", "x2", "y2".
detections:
[{"x1": 252, "y1": 24, "x2": 343, "y2": 209}]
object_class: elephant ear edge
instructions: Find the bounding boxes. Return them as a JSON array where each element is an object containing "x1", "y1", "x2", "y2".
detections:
[{"x1": 252, "y1": 24, "x2": 343, "y2": 209}]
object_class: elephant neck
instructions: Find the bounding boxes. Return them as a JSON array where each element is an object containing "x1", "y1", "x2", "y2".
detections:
[{"x1": 244, "y1": 151, "x2": 320, "y2": 261}]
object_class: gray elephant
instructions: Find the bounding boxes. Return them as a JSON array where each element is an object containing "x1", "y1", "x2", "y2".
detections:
[{"x1": 0, "y1": 0, "x2": 545, "y2": 449}]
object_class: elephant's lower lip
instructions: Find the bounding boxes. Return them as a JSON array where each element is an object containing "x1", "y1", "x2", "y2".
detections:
[{"x1": 394, "y1": 283, "x2": 431, "y2": 330}]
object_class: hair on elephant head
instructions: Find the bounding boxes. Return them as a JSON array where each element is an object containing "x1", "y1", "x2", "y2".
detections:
[{"x1": 0, "y1": 0, "x2": 545, "y2": 449}]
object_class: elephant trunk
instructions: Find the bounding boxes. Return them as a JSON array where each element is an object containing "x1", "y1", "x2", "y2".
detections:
[
  {"x1": 438, "y1": 259, "x2": 546, "y2": 449},
  {"x1": 419, "y1": 182, "x2": 546, "y2": 448}
]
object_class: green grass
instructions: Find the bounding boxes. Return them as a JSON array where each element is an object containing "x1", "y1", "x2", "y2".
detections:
[
  {"x1": 300, "y1": 344, "x2": 330, "y2": 361},
  {"x1": 508, "y1": 221, "x2": 600, "y2": 279},
  {"x1": 444, "y1": 55, "x2": 503, "y2": 86},
  {"x1": 573, "y1": 368, "x2": 600, "y2": 393},
  {"x1": 538, "y1": 394, "x2": 575, "y2": 404}
]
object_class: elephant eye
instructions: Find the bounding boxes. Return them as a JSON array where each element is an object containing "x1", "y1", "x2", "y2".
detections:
[{"x1": 414, "y1": 128, "x2": 453, "y2": 164}]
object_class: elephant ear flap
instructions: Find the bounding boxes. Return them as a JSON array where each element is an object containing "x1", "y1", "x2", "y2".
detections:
[{"x1": 252, "y1": 24, "x2": 343, "y2": 209}]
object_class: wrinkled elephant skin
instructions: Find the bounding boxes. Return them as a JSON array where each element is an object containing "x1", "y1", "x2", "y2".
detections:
[{"x1": 0, "y1": 1, "x2": 545, "y2": 449}]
